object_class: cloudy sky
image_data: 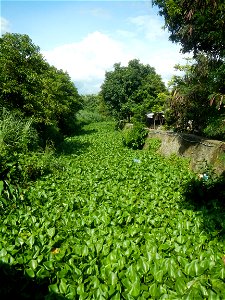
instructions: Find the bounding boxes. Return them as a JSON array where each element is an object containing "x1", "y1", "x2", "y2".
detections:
[{"x1": 1, "y1": 0, "x2": 187, "y2": 94}]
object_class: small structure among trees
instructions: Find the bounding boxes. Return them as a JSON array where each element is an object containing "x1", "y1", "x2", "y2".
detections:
[{"x1": 146, "y1": 112, "x2": 165, "y2": 129}]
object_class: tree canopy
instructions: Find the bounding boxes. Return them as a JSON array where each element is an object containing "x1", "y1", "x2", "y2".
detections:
[
  {"x1": 152, "y1": 0, "x2": 225, "y2": 57},
  {"x1": 0, "y1": 33, "x2": 81, "y2": 141},
  {"x1": 167, "y1": 55, "x2": 225, "y2": 139},
  {"x1": 100, "y1": 59, "x2": 167, "y2": 121}
]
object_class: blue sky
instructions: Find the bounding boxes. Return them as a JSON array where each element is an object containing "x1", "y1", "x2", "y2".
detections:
[{"x1": 1, "y1": 1, "x2": 187, "y2": 94}]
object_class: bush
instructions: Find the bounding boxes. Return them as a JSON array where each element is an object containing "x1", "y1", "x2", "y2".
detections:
[
  {"x1": 203, "y1": 115, "x2": 225, "y2": 140},
  {"x1": 0, "y1": 109, "x2": 38, "y2": 154},
  {"x1": 36, "y1": 123, "x2": 64, "y2": 149},
  {"x1": 115, "y1": 119, "x2": 127, "y2": 130},
  {"x1": 76, "y1": 109, "x2": 107, "y2": 125},
  {"x1": 122, "y1": 122, "x2": 148, "y2": 150}
]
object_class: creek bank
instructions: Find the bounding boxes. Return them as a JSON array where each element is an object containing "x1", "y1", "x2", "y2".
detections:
[{"x1": 145, "y1": 130, "x2": 225, "y2": 175}]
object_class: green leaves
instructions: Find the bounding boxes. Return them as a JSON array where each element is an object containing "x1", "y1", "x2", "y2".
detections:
[
  {"x1": 47, "y1": 227, "x2": 55, "y2": 238},
  {"x1": 1, "y1": 122, "x2": 225, "y2": 299},
  {"x1": 101, "y1": 59, "x2": 167, "y2": 121}
]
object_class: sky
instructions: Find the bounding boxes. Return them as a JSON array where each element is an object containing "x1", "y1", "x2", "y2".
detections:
[{"x1": 0, "y1": 0, "x2": 188, "y2": 94}]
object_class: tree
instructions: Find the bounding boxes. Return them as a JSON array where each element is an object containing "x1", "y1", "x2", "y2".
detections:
[
  {"x1": 101, "y1": 59, "x2": 167, "y2": 122},
  {"x1": 152, "y1": 0, "x2": 225, "y2": 57},
  {"x1": 0, "y1": 33, "x2": 81, "y2": 141},
  {"x1": 167, "y1": 55, "x2": 225, "y2": 138},
  {"x1": 152, "y1": 1, "x2": 225, "y2": 138}
]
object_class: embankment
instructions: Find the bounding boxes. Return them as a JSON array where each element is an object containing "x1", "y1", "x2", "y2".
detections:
[{"x1": 145, "y1": 130, "x2": 225, "y2": 174}]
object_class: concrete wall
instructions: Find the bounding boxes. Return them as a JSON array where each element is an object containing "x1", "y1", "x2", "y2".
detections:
[{"x1": 146, "y1": 130, "x2": 225, "y2": 174}]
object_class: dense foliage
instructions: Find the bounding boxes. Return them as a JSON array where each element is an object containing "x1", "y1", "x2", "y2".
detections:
[
  {"x1": 167, "y1": 55, "x2": 225, "y2": 139},
  {"x1": 100, "y1": 59, "x2": 167, "y2": 122},
  {"x1": 1, "y1": 122, "x2": 225, "y2": 299},
  {"x1": 0, "y1": 33, "x2": 81, "y2": 142},
  {"x1": 122, "y1": 123, "x2": 148, "y2": 150},
  {"x1": 77, "y1": 94, "x2": 109, "y2": 125},
  {"x1": 152, "y1": 1, "x2": 225, "y2": 139},
  {"x1": 152, "y1": 0, "x2": 225, "y2": 57}
]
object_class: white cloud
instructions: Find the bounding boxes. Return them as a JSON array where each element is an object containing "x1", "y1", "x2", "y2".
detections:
[
  {"x1": 42, "y1": 31, "x2": 133, "y2": 94},
  {"x1": 128, "y1": 15, "x2": 167, "y2": 40},
  {"x1": 42, "y1": 28, "x2": 188, "y2": 94},
  {"x1": 0, "y1": 17, "x2": 10, "y2": 35}
]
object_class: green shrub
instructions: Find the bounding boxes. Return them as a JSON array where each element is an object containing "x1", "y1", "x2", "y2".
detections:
[
  {"x1": 0, "y1": 109, "x2": 38, "y2": 153},
  {"x1": 76, "y1": 109, "x2": 107, "y2": 125},
  {"x1": 122, "y1": 122, "x2": 148, "y2": 149},
  {"x1": 203, "y1": 115, "x2": 225, "y2": 140},
  {"x1": 115, "y1": 119, "x2": 127, "y2": 130},
  {"x1": 37, "y1": 123, "x2": 64, "y2": 149}
]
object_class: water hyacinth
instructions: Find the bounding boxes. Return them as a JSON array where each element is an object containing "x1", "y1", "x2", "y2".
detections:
[{"x1": 1, "y1": 121, "x2": 225, "y2": 299}]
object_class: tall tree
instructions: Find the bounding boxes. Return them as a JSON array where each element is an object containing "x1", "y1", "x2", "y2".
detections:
[
  {"x1": 152, "y1": 0, "x2": 225, "y2": 57},
  {"x1": 101, "y1": 59, "x2": 167, "y2": 121},
  {"x1": 0, "y1": 33, "x2": 81, "y2": 138}
]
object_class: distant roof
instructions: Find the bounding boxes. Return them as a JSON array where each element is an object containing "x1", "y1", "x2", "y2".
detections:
[
  {"x1": 146, "y1": 111, "x2": 165, "y2": 118},
  {"x1": 146, "y1": 113, "x2": 154, "y2": 118}
]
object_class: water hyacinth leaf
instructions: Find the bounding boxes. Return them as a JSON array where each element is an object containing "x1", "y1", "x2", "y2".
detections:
[
  {"x1": 208, "y1": 289, "x2": 221, "y2": 300},
  {"x1": 129, "y1": 279, "x2": 141, "y2": 297},
  {"x1": 149, "y1": 283, "x2": 160, "y2": 298},
  {"x1": 177, "y1": 235, "x2": 186, "y2": 244},
  {"x1": 122, "y1": 278, "x2": 132, "y2": 290},
  {"x1": 154, "y1": 270, "x2": 164, "y2": 283},
  {"x1": 0, "y1": 181, "x2": 4, "y2": 194},
  {"x1": 0, "y1": 254, "x2": 9, "y2": 264},
  {"x1": 82, "y1": 245, "x2": 89, "y2": 256},
  {"x1": 77, "y1": 283, "x2": 84, "y2": 295},
  {"x1": 210, "y1": 279, "x2": 225, "y2": 293},
  {"x1": 185, "y1": 260, "x2": 204, "y2": 277},
  {"x1": 126, "y1": 264, "x2": 138, "y2": 282},
  {"x1": 59, "y1": 278, "x2": 68, "y2": 294},
  {"x1": 26, "y1": 235, "x2": 35, "y2": 247},
  {"x1": 67, "y1": 285, "x2": 76, "y2": 299},
  {"x1": 29, "y1": 259, "x2": 38, "y2": 270},
  {"x1": 0, "y1": 248, "x2": 7, "y2": 257},
  {"x1": 37, "y1": 254, "x2": 43, "y2": 263},
  {"x1": 108, "y1": 271, "x2": 118, "y2": 286},
  {"x1": 47, "y1": 227, "x2": 55, "y2": 238},
  {"x1": 137, "y1": 257, "x2": 150, "y2": 274},
  {"x1": 159, "y1": 242, "x2": 170, "y2": 251},
  {"x1": 175, "y1": 277, "x2": 187, "y2": 295},
  {"x1": 49, "y1": 283, "x2": 59, "y2": 294},
  {"x1": 25, "y1": 268, "x2": 35, "y2": 278},
  {"x1": 218, "y1": 268, "x2": 225, "y2": 279},
  {"x1": 43, "y1": 260, "x2": 54, "y2": 270},
  {"x1": 111, "y1": 292, "x2": 121, "y2": 300}
]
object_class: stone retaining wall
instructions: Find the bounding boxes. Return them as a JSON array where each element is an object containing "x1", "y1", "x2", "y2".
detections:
[{"x1": 146, "y1": 130, "x2": 225, "y2": 174}]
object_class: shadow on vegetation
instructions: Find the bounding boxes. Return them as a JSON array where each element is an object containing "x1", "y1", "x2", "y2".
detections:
[
  {"x1": 75, "y1": 126, "x2": 98, "y2": 136},
  {"x1": 0, "y1": 262, "x2": 65, "y2": 300},
  {"x1": 56, "y1": 126, "x2": 98, "y2": 156},
  {"x1": 57, "y1": 139, "x2": 91, "y2": 156},
  {"x1": 181, "y1": 171, "x2": 225, "y2": 239}
]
